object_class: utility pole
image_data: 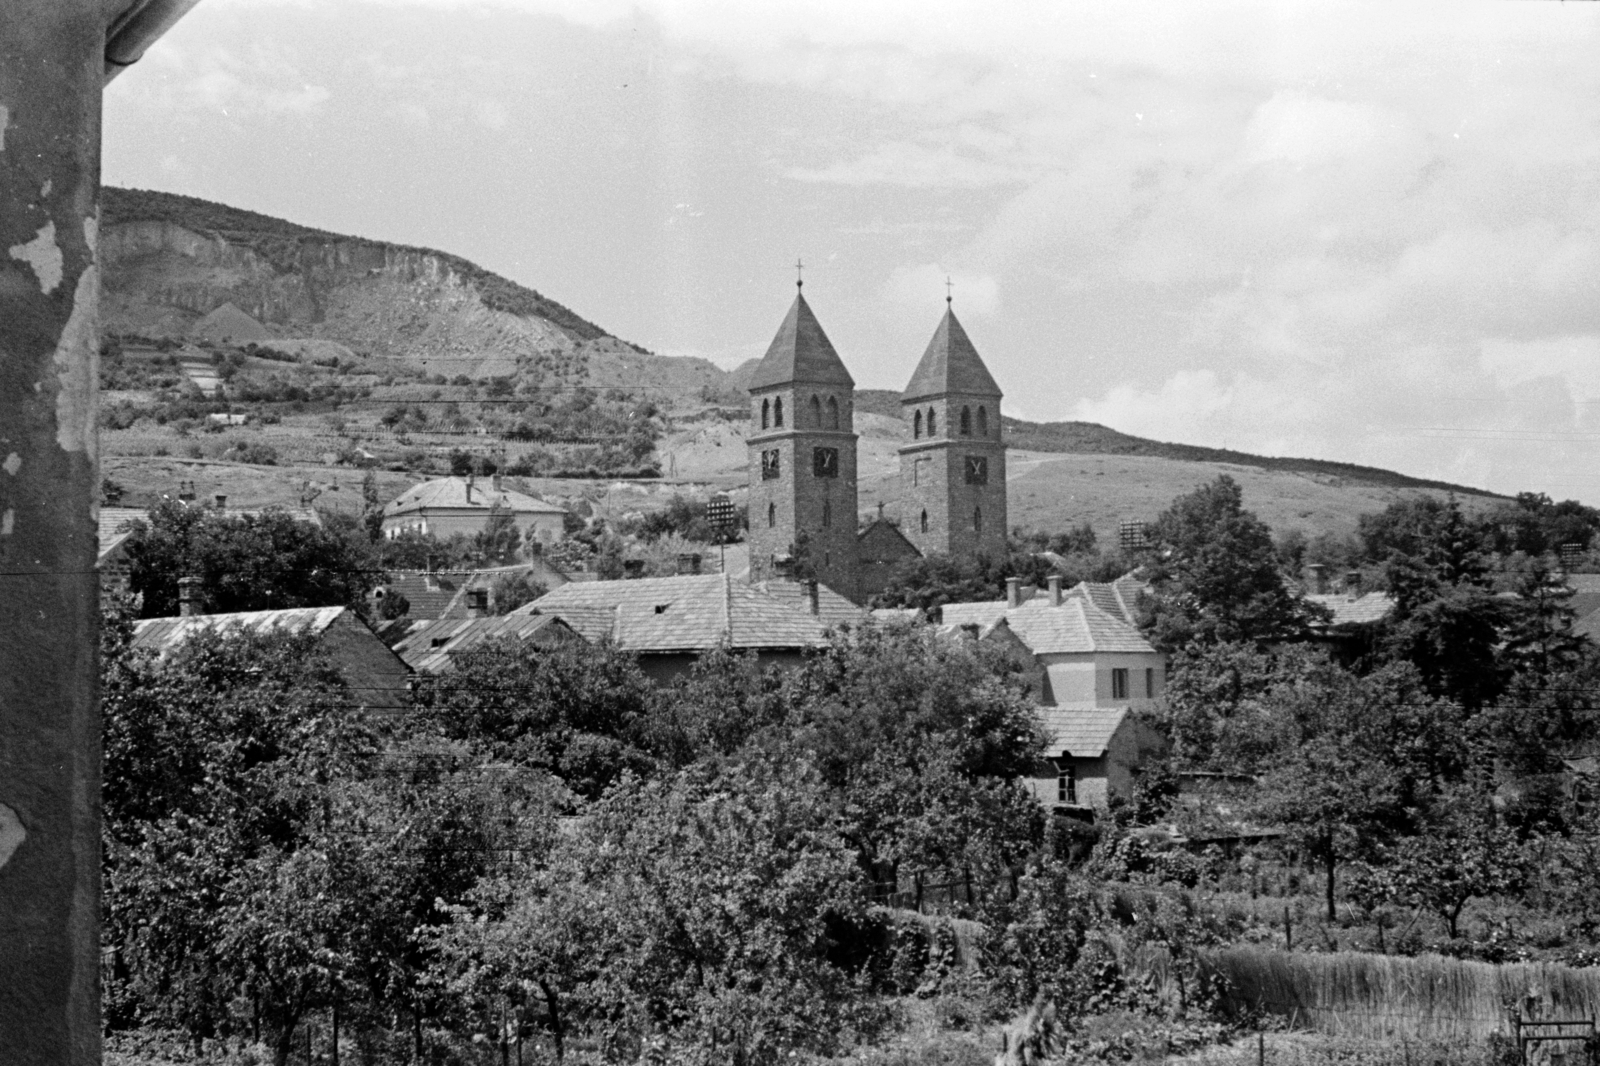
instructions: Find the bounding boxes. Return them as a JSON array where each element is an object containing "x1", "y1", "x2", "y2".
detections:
[{"x1": 1, "y1": 3, "x2": 200, "y2": 1062}]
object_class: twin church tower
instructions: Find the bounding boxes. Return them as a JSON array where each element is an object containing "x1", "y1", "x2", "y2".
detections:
[{"x1": 745, "y1": 282, "x2": 1008, "y2": 603}]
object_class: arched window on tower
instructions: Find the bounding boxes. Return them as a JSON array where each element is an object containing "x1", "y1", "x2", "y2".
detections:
[
  {"x1": 974, "y1": 506, "x2": 983, "y2": 533},
  {"x1": 822, "y1": 500, "x2": 831, "y2": 527},
  {"x1": 977, "y1": 405, "x2": 988, "y2": 437},
  {"x1": 767, "y1": 502, "x2": 776, "y2": 527},
  {"x1": 761, "y1": 398, "x2": 770, "y2": 429},
  {"x1": 960, "y1": 406, "x2": 971, "y2": 436},
  {"x1": 809, "y1": 394, "x2": 822, "y2": 427},
  {"x1": 920, "y1": 510, "x2": 929, "y2": 534},
  {"x1": 927, "y1": 407, "x2": 937, "y2": 436},
  {"x1": 774, "y1": 398, "x2": 784, "y2": 427},
  {"x1": 913, "y1": 409, "x2": 923, "y2": 439},
  {"x1": 826, "y1": 395, "x2": 839, "y2": 430}
]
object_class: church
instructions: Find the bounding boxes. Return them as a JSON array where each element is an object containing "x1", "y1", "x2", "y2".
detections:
[{"x1": 744, "y1": 281, "x2": 1008, "y2": 604}]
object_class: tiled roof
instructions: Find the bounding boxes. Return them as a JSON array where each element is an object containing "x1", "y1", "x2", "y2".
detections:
[
  {"x1": 515, "y1": 573, "x2": 863, "y2": 653},
  {"x1": 1066, "y1": 574, "x2": 1148, "y2": 627},
  {"x1": 747, "y1": 292, "x2": 855, "y2": 390},
  {"x1": 1306, "y1": 592, "x2": 1395, "y2": 627},
  {"x1": 941, "y1": 596, "x2": 1156, "y2": 655},
  {"x1": 901, "y1": 307, "x2": 1001, "y2": 402},
  {"x1": 132, "y1": 605, "x2": 349, "y2": 655},
  {"x1": 1567, "y1": 574, "x2": 1600, "y2": 595},
  {"x1": 383, "y1": 561, "x2": 575, "y2": 621},
  {"x1": 392, "y1": 613, "x2": 581, "y2": 673},
  {"x1": 1040, "y1": 706, "x2": 1130, "y2": 758},
  {"x1": 384, "y1": 477, "x2": 567, "y2": 519}
]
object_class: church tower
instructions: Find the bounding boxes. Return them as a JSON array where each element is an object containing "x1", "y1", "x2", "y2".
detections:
[
  {"x1": 897, "y1": 301, "x2": 1008, "y2": 560},
  {"x1": 746, "y1": 285, "x2": 861, "y2": 599}
]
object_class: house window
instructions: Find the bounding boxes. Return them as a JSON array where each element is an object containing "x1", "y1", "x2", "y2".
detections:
[
  {"x1": 774, "y1": 397, "x2": 783, "y2": 427},
  {"x1": 927, "y1": 407, "x2": 937, "y2": 436},
  {"x1": 977, "y1": 405, "x2": 988, "y2": 437},
  {"x1": 920, "y1": 510, "x2": 928, "y2": 534},
  {"x1": 761, "y1": 398, "x2": 770, "y2": 429},
  {"x1": 767, "y1": 502, "x2": 776, "y2": 527},
  {"x1": 1145, "y1": 667, "x2": 1155, "y2": 698},
  {"x1": 1112, "y1": 668, "x2": 1129, "y2": 700},
  {"x1": 812, "y1": 447, "x2": 839, "y2": 478},
  {"x1": 810, "y1": 394, "x2": 822, "y2": 427},
  {"x1": 960, "y1": 406, "x2": 971, "y2": 436},
  {"x1": 827, "y1": 395, "x2": 840, "y2": 430},
  {"x1": 761, "y1": 449, "x2": 781, "y2": 480},
  {"x1": 1057, "y1": 760, "x2": 1076, "y2": 804},
  {"x1": 913, "y1": 410, "x2": 923, "y2": 439}
]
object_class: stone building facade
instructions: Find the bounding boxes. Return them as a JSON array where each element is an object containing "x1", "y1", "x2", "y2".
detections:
[{"x1": 744, "y1": 288, "x2": 1008, "y2": 603}]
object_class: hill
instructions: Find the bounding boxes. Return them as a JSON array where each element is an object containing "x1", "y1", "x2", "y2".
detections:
[{"x1": 97, "y1": 188, "x2": 1506, "y2": 539}]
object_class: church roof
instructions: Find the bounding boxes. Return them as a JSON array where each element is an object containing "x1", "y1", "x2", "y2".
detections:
[
  {"x1": 748, "y1": 292, "x2": 855, "y2": 391},
  {"x1": 901, "y1": 307, "x2": 1001, "y2": 402}
]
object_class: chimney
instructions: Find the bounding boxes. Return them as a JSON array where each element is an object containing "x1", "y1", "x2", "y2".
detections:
[
  {"x1": 1345, "y1": 570, "x2": 1363, "y2": 596},
  {"x1": 213, "y1": 493, "x2": 227, "y2": 510},
  {"x1": 1047, "y1": 573, "x2": 1063, "y2": 606},
  {"x1": 773, "y1": 553, "x2": 796, "y2": 578},
  {"x1": 465, "y1": 473, "x2": 474, "y2": 502},
  {"x1": 1006, "y1": 576, "x2": 1022, "y2": 609},
  {"x1": 876, "y1": 501, "x2": 885, "y2": 522},
  {"x1": 466, "y1": 587, "x2": 489, "y2": 618},
  {"x1": 177, "y1": 576, "x2": 201, "y2": 617},
  {"x1": 1307, "y1": 563, "x2": 1329, "y2": 594},
  {"x1": 103, "y1": 483, "x2": 123, "y2": 506},
  {"x1": 805, "y1": 579, "x2": 820, "y2": 616},
  {"x1": 492, "y1": 473, "x2": 502, "y2": 493},
  {"x1": 677, "y1": 552, "x2": 702, "y2": 576}
]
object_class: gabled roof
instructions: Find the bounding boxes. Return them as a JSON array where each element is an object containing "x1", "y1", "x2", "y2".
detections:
[
  {"x1": 1305, "y1": 591, "x2": 1395, "y2": 627},
  {"x1": 132, "y1": 605, "x2": 350, "y2": 656},
  {"x1": 858, "y1": 518, "x2": 922, "y2": 564},
  {"x1": 392, "y1": 613, "x2": 582, "y2": 673},
  {"x1": 513, "y1": 573, "x2": 863, "y2": 654},
  {"x1": 747, "y1": 292, "x2": 855, "y2": 391},
  {"x1": 941, "y1": 596, "x2": 1156, "y2": 655},
  {"x1": 901, "y1": 307, "x2": 1001, "y2": 402},
  {"x1": 1040, "y1": 706, "x2": 1131, "y2": 758},
  {"x1": 1065, "y1": 574, "x2": 1148, "y2": 628},
  {"x1": 384, "y1": 477, "x2": 567, "y2": 519}
]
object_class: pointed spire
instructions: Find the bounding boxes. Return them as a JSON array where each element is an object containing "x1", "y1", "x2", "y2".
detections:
[
  {"x1": 748, "y1": 291, "x2": 855, "y2": 390},
  {"x1": 901, "y1": 305, "x2": 1001, "y2": 402}
]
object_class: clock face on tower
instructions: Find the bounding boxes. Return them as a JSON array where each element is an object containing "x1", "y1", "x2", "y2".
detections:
[
  {"x1": 965, "y1": 455, "x2": 988, "y2": 485},
  {"x1": 812, "y1": 447, "x2": 839, "y2": 478}
]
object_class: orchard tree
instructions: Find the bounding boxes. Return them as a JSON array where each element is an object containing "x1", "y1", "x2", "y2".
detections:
[{"x1": 1386, "y1": 791, "x2": 1528, "y2": 938}]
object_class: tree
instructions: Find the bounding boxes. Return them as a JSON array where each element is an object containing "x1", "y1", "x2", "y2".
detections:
[
  {"x1": 474, "y1": 503, "x2": 522, "y2": 565},
  {"x1": 124, "y1": 499, "x2": 381, "y2": 618},
  {"x1": 1139, "y1": 476, "x2": 1322, "y2": 649},
  {"x1": 1386, "y1": 791, "x2": 1527, "y2": 938},
  {"x1": 1255, "y1": 734, "x2": 1400, "y2": 922}
]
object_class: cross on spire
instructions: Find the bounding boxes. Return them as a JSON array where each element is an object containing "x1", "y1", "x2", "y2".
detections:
[
  {"x1": 796, "y1": 257, "x2": 804, "y2": 291},
  {"x1": 945, "y1": 275, "x2": 953, "y2": 306}
]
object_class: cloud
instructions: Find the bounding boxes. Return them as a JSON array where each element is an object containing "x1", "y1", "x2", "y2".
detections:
[
  {"x1": 108, "y1": 40, "x2": 330, "y2": 118},
  {"x1": 884, "y1": 263, "x2": 1000, "y2": 317},
  {"x1": 787, "y1": 142, "x2": 1031, "y2": 188}
]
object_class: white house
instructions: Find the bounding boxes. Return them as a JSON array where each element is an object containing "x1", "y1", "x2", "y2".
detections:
[
  {"x1": 942, "y1": 572, "x2": 1170, "y2": 811},
  {"x1": 381, "y1": 475, "x2": 567, "y2": 544}
]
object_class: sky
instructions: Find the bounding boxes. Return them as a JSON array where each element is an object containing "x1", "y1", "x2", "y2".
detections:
[{"x1": 103, "y1": 0, "x2": 1600, "y2": 503}]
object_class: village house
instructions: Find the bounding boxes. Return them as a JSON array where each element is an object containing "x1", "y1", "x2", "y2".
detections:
[
  {"x1": 382, "y1": 475, "x2": 568, "y2": 544},
  {"x1": 942, "y1": 572, "x2": 1170, "y2": 812},
  {"x1": 514, "y1": 572, "x2": 862, "y2": 682},
  {"x1": 131, "y1": 603, "x2": 412, "y2": 711},
  {"x1": 392, "y1": 607, "x2": 585, "y2": 673},
  {"x1": 376, "y1": 557, "x2": 582, "y2": 624}
]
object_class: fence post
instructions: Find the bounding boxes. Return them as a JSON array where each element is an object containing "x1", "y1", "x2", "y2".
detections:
[
  {"x1": 1258, "y1": 1030, "x2": 1264, "y2": 1066},
  {"x1": 1284, "y1": 906, "x2": 1293, "y2": 951}
]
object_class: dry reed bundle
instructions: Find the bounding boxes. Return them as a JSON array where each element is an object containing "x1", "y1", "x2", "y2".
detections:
[{"x1": 1203, "y1": 946, "x2": 1600, "y2": 1041}]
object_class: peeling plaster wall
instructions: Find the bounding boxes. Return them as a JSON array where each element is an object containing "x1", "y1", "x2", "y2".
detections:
[{"x1": 0, "y1": 6, "x2": 104, "y2": 1063}]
